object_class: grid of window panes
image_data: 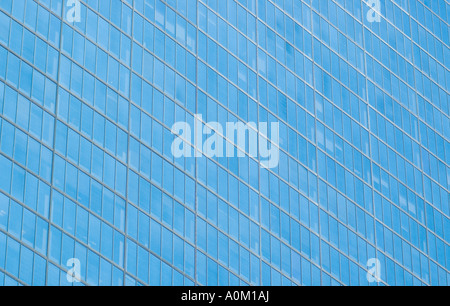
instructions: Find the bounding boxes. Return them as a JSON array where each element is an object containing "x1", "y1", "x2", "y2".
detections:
[{"x1": 0, "y1": 0, "x2": 448, "y2": 286}]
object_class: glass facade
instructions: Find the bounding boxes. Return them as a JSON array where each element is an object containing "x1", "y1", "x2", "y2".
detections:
[{"x1": 0, "y1": 0, "x2": 449, "y2": 286}]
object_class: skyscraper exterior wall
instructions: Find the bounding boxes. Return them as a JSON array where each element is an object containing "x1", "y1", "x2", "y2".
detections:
[{"x1": 0, "y1": 0, "x2": 448, "y2": 286}]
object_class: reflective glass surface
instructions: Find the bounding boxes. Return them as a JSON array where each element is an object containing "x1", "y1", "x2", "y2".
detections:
[{"x1": 0, "y1": 0, "x2": 449, "y2": 286}]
